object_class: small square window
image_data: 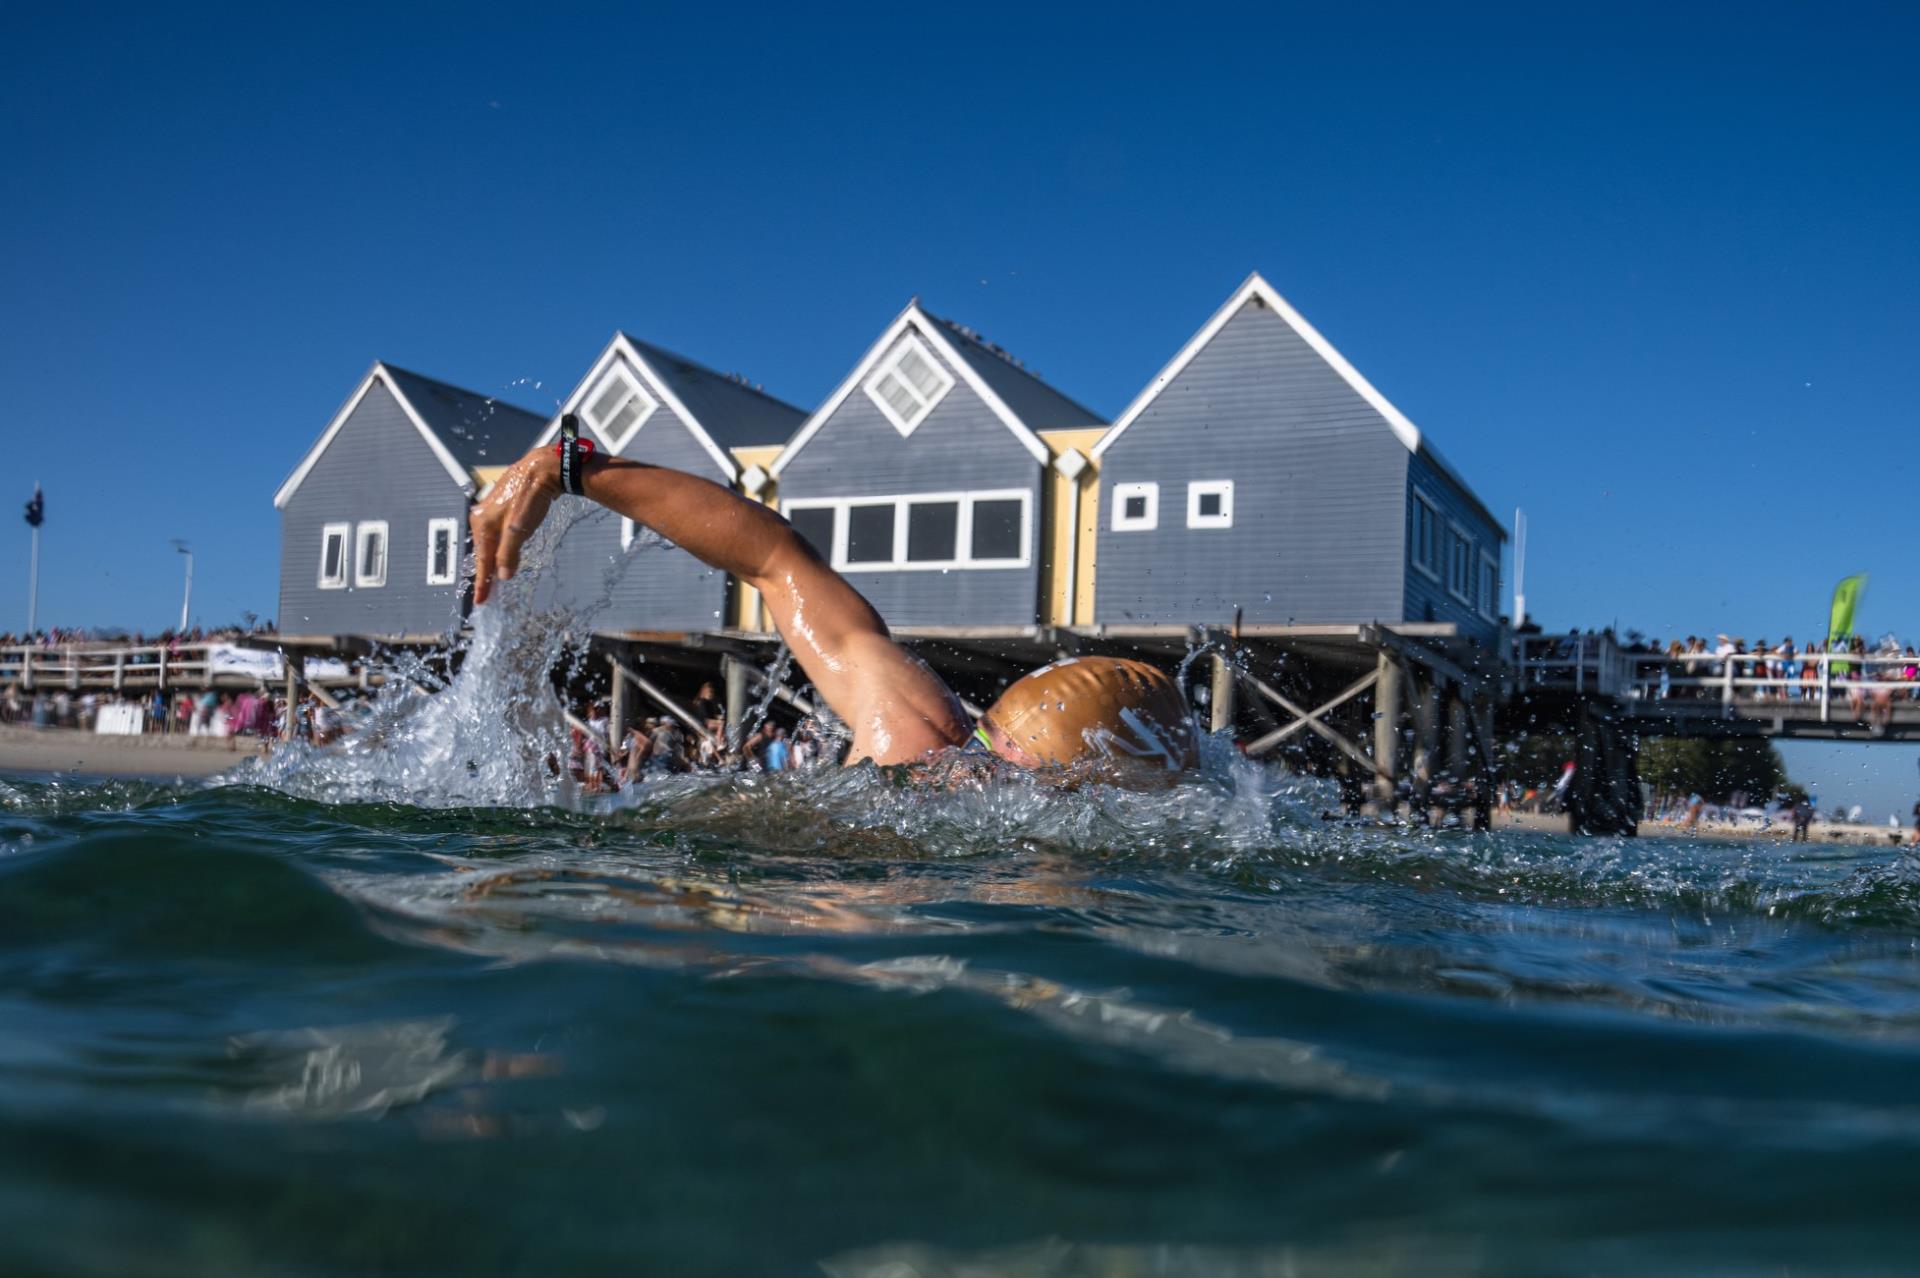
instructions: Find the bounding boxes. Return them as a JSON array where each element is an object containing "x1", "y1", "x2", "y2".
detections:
[
  {"x1": 1112, "y1": 482, "x2": 1158, "y2": 531},
  {"x1": 318, "y1": 522, "x2": 350, "y2": 589},
  {"x1": 969, "y1": 498, "x2": 1024, "y2": 563},
  {"x1": 354, "y1": 521, "x2": 388, "y2": 589},
  {"x1": 581, "y1": 363, "x2": 658, "y2": 453},
  {"x1": 785, "y1": 505, "x2": 836, "y2": 558},
  {"x1": 426, "y1": 518, "x2": 459, "y2": 585},
  {"x1": 906, "y1": 501, "x2": 959, "y2": 563},
  {"x1": 863, "y1": 335, "x2": 954, "y2": 436},
  {"x1": 1186, "y1": 480, "x2": 1233, "y2": 529},
  {"x1": 845, "y1": 502, "x2": 897, "y2": 565}
]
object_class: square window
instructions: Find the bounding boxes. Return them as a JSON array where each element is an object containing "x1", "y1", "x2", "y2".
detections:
[
  {"x1": 426, "y1": 518, "x2": 459, "y2": 585},
  {"x1": 1111, "y1": 482, "x2": 1158, "y2": 531},
  {"x1": 969, "y1": 498, "x2": 1024, "y2": 563},
  {"x1": 318, "y1": 522, "x2": 350, "y2": 589},
  {"x1": 845, "y1": 502, "x2": 897, "y2": 565},
  {"x1": 580, "y1": 363, "x2": 658, "y2": 453},
  {"x1": 863, "y1": 335, "x2": 954, "y2": 436},
  {"x1": 786, "y1": 505, "x2": 836, "y2": 558},
  {"x1": 1186, "y1": 480, "x2": 1233, "y2": 529},
  {"x1": 354, "y1": 521, "x2": 388, "y2": 589},
  {"x1": 906, "y1": 501, "x2": 959, "y2": 563}
]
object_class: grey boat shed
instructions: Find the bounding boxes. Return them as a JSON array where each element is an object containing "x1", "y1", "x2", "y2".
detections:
[
  {"x1": 768, "y1": 301, "x2": 1104, "y2": 627},
  {"x1": 1090, "y1": 273, "x2": 1506, "y2": 643},
  {"x1": 274, "y1": 363, "x2": 548, "y2": 642},
  {"x1": 525, "y1": 332, "x2": 809, "y2": 633}
]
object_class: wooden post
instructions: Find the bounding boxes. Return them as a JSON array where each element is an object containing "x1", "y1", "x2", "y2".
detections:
[
  {"x1": 723, "y1": 654, "x2": 750, "y2": 751},
  {"x1": 20, "y1": 648, "x2": 32, "y2": 692},
  {"x1": 112, "y1": 651, "x2": 125, "y2": 691},
  {"x1": 282, "y1": 666, "x2": 298, "y2": 741},
  {"x1": 1370, "y1": 650, "x2": 1401, "y2": 813},
  {"x1": 1410, "y1": 674, "x2": 1440, "y2": 825},
  {"x1": 1207, "y1": 651, "x2": 1236, "y2": 735},
  {"x1": 607, "y1": 654, "x2": 628, "y2": 764}
]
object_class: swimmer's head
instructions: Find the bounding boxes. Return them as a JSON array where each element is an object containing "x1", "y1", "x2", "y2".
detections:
[{"x1": 976, "y1": 657, "x2": 1198, "y2": 786}]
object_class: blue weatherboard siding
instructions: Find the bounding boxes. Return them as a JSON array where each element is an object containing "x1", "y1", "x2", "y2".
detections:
[
  {"x1": 533, "y1": 354, "x2": 736, "y2": 632},
  {"x1": 1094, "y1": 298, "x2": 1411, "y2": 627},
  {"x1": 1404, "y1": 447, "x2": 1502, "y2": 640},
  {"x1": 278, "y1": 380, "x2": 472, "y2": 638},
  {"x1": 774, "y1": 324, "x2": 1046, "y2": 627}
]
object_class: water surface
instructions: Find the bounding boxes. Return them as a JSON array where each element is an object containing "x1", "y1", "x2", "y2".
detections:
[{"x1": 5, "y1": 764, "x2": 1920, "y2": 1276}]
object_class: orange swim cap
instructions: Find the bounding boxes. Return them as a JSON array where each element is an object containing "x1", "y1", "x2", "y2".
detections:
[{"x1": 978, "y1": 657, "x2": 1198, "y2": 783}]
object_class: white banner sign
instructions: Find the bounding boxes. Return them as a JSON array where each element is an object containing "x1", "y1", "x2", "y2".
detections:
[
  {"x1": 303, "y1": 657, "x2": 352, "y2": 680},
  {"x1": 95, "y1": 703, "x2": 145, "y2": 735},
  {"x1": 208, "y1": 644, "x2": 286, "y2": 681}
]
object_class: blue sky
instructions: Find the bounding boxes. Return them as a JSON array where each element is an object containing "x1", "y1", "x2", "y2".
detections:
[{"x1": 2, "y1": 3, "x2": 1915, "y2": 812}]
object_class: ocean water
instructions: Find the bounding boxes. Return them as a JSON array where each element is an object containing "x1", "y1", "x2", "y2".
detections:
[
  {"x1": 8, "y1": 533, "x2": 1920, "y2": 1275},
  {"x1": 7, "y1": 770, "x2": 1920, "y2": 1277}
]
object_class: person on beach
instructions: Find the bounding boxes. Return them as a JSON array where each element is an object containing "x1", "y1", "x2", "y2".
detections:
[{"x1": 468, "y1": 440, "x2": 1197, "y2": 783}]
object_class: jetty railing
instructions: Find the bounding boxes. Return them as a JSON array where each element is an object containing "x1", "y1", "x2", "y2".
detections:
[
  {"x1": 1517, "y1": 634, "x2": 1920, "y2": 724},
  {"x1": 0, "y1": 641, "x2": 379, "y2": 693}
]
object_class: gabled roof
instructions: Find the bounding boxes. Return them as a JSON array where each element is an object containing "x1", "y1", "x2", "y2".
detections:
[
  {"x1": 771, "y1": 303, "x2": 1096, "y2": 476},
  {"x1": 621, "y1": 336, "x2": 807, "y2": 451},
  {"x1": 919, "y1": 311, "x2": 1103, "y2": 433},
  {"x1": 533, "y1": 333, "x2": 807, "y2": 480},
  {"x1": 381, "y1": 365, "x2": 550, "y2": 469},
  {"x1": 272, "y1": 363, "x2": 547, "y2": 510},
  {"x1": 1090, "y1": 272, "x2": 1501, "y2": 533}
]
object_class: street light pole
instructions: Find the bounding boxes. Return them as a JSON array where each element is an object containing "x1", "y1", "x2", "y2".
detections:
[{"x1": 172, "y1": 540, "x2": 193, "y2": 632}]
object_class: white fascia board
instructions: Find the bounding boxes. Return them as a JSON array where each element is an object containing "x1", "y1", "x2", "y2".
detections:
[
  {"x1": 770, "y1": 304, "x2": 1051, "y2": 477},
  {"x1": 533, "y1": 333, "x2": 738, "y2": 482},
  {"x1": 1092, "y1": 272, "x2": 1424, "y2": 460},
  {"x1": 273, "y1": 364, "x2": 474, "y2": 509}
]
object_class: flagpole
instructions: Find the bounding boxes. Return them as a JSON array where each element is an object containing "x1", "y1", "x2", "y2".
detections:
[{"x1": 26, "y1": 524, "x2": 38, "y2": 634}]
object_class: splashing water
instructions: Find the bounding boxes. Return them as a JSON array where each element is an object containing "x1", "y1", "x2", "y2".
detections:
[{"x1": 235, "y1": 502, "x2": 639, "y2": 809}]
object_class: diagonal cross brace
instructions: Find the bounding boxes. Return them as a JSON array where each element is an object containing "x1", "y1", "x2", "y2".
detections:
[{"x1": 1242, "y1": 669, "x2": 1382, "y2": 774}]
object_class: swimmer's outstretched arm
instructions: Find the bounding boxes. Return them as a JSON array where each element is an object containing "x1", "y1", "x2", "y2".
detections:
[{"x1": 470, "y1": 448, "x2": 970, "y2": 765}]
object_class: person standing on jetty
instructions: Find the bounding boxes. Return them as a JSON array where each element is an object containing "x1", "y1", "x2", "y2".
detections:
[{"x1": 468, "y1": 429, "x2": 1196, "y2": 783}]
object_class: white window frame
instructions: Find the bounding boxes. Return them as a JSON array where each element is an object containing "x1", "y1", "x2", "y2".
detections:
[
  {"x1": 1446, "y1": 521, "x2": 1473, "y2": 605},
  {"x1": 580, "y1": 362, "x2": 658, "y2": 454},
  {"x1": 317, "y1": 522, "x2": 350, "y2": 590},
  {"x1": 354, "y1": 520, "x2": 389, "y2": 589},
  {"x1": 1478, "y1": 550, "x2": 1500, "y2": 622},
  {"x1": 862, "y1": 335, "x2": 954, "y2": 438},
  {"x1": 1411, "y1": 491, "x2": 1440, "y2": 581},
  {"x1": 1186, "y1": 480, "x2": 1234, "y2": 529},
  {"x1": 1111, "y1": 482, "x2": 1159, "y2": 532},
  {"x1": 426, "y1": 517, "x2": 460, "y2": 586},
  {"x1": 779, "y1": 489, "x2": 1031, "y2": 572}
]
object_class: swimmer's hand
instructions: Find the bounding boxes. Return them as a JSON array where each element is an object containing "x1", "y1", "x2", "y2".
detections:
[{"x1": 470, "y1": 447, "x2": 562, "y2": 605}]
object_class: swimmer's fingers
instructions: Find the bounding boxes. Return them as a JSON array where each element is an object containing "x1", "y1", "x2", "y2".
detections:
[
  {"x1": 494, "y1": 482, "x2": 554, "y2": 586},
  {"x1": 470, "y1": 450, "x2": 559, "y2": 606}
]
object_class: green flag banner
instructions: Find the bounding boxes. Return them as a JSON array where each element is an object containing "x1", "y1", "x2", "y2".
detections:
[{"x1": 1828, "y1": 574, "x2": 1867, "y2": 645}]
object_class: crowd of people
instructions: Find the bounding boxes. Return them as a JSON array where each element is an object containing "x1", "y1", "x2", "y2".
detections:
[
  {"x1": 570, "y1": 681, "x2": 833, "y2": 793},
  {"x1": 0, "y1": 622, "x2": 277, "y2": 651},
  {"x1": 1646, "y1": 634, "x2": 1920, "y2": 724},
  {"x1": 0, "y1": 684, "x2": 282, "y2": 743}
]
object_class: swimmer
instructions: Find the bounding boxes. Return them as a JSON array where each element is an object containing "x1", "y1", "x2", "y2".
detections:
[{"x1": 470, "y1": 438, "x2": 1196, "y2": 783}]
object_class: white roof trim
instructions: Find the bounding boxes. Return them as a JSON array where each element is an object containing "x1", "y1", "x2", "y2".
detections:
[
  {"x1": 770, "y1": 304, "x2": 1051, "y2": 477},
  {"x1": 1091, "y1": 272, "x2": 1423, "y2": 460},
  {"x1": 273, "y1": 364, "x2": 475, "y2": 509},
  {"x1": 533, "y1": 334, "x2": 739, "y2": 482}
]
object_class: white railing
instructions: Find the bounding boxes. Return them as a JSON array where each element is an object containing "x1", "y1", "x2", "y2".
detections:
[
  {"x1": 1517, "y1": 634, "x2": 1920, "y2": 724},
  {"x1": 0, "y1": 643, "x2": 215, "y2": 690}
]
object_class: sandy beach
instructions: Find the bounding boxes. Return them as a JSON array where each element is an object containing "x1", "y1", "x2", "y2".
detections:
[
  {"x1": 0, "y1": 725, "x2": 252, "y2": 779},
  {"x1": 1498, "y1": 806, "x2": 1914, "y2": 848}
]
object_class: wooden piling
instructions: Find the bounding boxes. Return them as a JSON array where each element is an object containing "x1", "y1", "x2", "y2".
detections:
[
  {"x1": 1208, "y1": 651, "x2": 1236, "y2": 735},
  {"x1": 1371, "y1": 650, "x2": 1402, "y2": 813}
]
